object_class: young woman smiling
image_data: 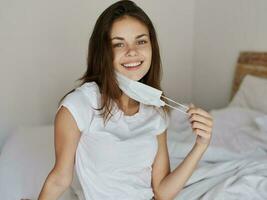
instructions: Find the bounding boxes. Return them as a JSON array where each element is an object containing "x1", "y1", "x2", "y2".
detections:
[{"x1": 38, "y1": 1, "x2": 213, "y2": 200}]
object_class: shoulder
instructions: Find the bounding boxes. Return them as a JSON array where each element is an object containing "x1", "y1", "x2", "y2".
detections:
[
  {"x1": 154, "y1": 107, "x2": 170, "y2": 127},
  {"x1": 156, "y1": 107, "x2": 169, "y2": 136},
  {"x1": 76, "y1": 81, "x2": 99, "y2": 96},
  {"x1": 143, "y1": 105, "x2": 170, "y2": 136},
  {"x1": 57, "y1": 81, "x2": 99, "y2": 132},
  {"x1": 62, "y1": 81, "x2": 100, "y2": 108}
]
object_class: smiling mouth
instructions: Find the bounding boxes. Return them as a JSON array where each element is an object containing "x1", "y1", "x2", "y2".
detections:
[{"x1": 121, "y1": 61, "x2": 144, "y2": 68}]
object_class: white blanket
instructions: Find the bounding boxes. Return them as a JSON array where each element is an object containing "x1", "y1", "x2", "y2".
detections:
[{"x1": 167, "y1": 107, "x2": 267, "y2": 200}]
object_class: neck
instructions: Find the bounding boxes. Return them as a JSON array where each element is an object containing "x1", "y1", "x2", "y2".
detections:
[{"x1": 120, "y1": 93, "x2": 139, "y2": 109}]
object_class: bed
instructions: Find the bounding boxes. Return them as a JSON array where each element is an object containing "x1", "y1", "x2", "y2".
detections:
[
  {"x1": 0, "y1": 52, "x2": 266, "y2": 200},
  {"x1": 170, "y1": 52, "x2": 267, "y2": 199}
]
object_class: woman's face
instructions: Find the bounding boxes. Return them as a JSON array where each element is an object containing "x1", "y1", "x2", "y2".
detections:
[{"x1": 110, "y1": 16, "x2": 152, "y2": 81}]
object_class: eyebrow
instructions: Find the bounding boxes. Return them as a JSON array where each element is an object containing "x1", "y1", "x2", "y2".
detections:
[{"x1": 111, "y1": 33, "x2": 149, "y2": 41}]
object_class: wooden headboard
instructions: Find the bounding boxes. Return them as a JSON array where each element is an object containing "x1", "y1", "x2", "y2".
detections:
[{"x1": 231, "y1": 51, "x2": 267, "y2": 100}]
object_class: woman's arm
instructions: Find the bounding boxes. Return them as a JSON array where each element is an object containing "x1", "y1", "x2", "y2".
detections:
[
  {"x1": 153, "y1": 141, "x2": 207, "y2": 200},
  {"x1": 152, "y1": 104, "x2": 213, "y2": 200},
  {"x1": 38, "y1": 106, "x2": 81, "y2": 200},
  {"x1": 37, "y1": 169, "x2": 72, "y2": 200}
]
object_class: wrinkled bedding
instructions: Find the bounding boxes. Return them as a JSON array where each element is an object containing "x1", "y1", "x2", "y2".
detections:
[{"x1": 167, "y1": 107, "x2": 267, "y2": 200}]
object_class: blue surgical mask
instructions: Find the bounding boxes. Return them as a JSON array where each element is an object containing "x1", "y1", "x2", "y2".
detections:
[{"x1": 115, "y1": 71, "x2": 189, "y2": 115}]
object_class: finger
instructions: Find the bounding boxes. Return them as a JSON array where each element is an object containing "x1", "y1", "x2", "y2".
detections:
[
  {"x1": 191, "y1": 122, "x2": 212, "y2": 133},
  {"x1": 187, "y1": 107, "x2": 212, "y2": 120},
  {"x1": 189, "y1": 114, "x2": 213, "y2": 127},
  {"x1": 194, "y1": 129, "x2": 211, "y2": 139},
  {"x1": 188, "y1": 107, "x2": 211, "y2": 118},
  {"x1": 189, "y1": 103, "x2": 196, "y2": 109},
  {"x1": 189, "y1": 103, "x2": 194, "y2": 107},
  {"x1": 186, "y1": 103, "x2": 195, "y2": 113}
]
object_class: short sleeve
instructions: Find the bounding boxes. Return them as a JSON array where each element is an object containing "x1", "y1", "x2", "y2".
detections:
[
  {"x1": 155, "y1": 107, "x2": 170, "y2": 135},
  {"x1": 56, "y1": 89, "x2": 94, "y2": 133}
]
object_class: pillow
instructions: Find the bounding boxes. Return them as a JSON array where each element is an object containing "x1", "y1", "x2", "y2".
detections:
[
  {"x1": 254, "y1": 115, "x2": 267, "y2": 132},
  {"x1": 0, "y1": 125, "x2": 78, "y2": 200},
  {"x1": 229, "y1": 74, "x2": 267, "y2": 114}
]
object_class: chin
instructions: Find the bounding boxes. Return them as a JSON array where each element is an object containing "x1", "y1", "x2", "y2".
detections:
[
  {"x1": 127, "y1": 72, "x2": 148, "y2": 81},
  {"x1": 119, "y1": 69, "x2": 149, "y2": 81}
]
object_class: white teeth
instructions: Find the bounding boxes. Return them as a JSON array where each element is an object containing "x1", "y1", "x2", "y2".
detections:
[{"x1": 122, "y1": 61, "x2": 142, "y2": 67}]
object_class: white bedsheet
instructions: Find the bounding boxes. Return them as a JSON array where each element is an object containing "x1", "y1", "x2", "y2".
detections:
[
  {"x1": 0, "y1": 125, "x2": 79, "y2": 200},
  {"x1": 167, "y1": 106, "x2": 267, "y2": 200}
]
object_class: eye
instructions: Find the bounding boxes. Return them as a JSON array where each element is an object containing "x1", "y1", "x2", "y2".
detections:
[
  {"x1": 137, "y1": 40, "x2": 147, "y2": 45},
  {"x1": 113, "y1": 43, "x2": 124, "y2": 48}
]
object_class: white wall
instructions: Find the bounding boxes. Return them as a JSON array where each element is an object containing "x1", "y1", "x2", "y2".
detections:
[
  {"x1": 137, "y1": 0, "x2": 195, "y2": 103},
  {"x1": 0, "y1": 0, "x2": 195, "y2": 150},
  {"x1": 192, "y1": 0, "x2": 267, "y2": 110}
]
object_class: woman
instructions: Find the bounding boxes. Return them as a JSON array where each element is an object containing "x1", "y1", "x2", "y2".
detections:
[{"x1": 38, "y1": 1, "x2": 213, "y2": 199}]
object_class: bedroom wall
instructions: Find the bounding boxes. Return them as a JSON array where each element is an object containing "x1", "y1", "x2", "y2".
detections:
[
  {"x1": 0, "y1": 0, "x2": 195, "y2": 150},
  {"x1": 192, "y1": 0, "x2": 267, "y2": 110}
]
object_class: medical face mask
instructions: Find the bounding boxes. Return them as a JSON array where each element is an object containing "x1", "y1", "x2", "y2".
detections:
[{"x1": 115, "y1": 71, "x2": 189, "y2": 115}]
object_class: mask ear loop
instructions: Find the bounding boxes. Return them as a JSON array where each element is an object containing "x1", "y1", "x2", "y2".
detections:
[{"x1": 161, "y1": 95, "x2": 190, "y2": 115}]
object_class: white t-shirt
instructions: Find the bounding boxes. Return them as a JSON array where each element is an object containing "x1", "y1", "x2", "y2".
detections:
[{"x1": 57, "y1": 82, "x2": 169, "y2": 200}]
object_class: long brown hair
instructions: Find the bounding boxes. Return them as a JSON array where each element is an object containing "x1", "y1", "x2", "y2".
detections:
[{"x1": 59, "y1": 0, "x2": 169, "y2": 124}]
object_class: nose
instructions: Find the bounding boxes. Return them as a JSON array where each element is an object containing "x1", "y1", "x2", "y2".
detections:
[{"x1": 126, "y1": 44, "x2": 138, "y2": 57}]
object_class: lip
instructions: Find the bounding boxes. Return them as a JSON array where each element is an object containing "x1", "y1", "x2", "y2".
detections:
[
  {"x1": 121, "y1": 61, "x2": 143, "y2": 71},
  {"x1": 121, "y1": 60, "x2": 143, "y2": 65}
]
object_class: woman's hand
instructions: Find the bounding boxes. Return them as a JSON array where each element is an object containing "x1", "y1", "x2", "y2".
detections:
[{"x1": 186, "y1": 103, "x2": 213, "y2": 149}]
